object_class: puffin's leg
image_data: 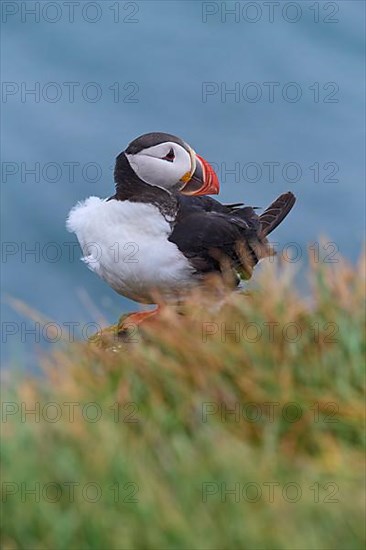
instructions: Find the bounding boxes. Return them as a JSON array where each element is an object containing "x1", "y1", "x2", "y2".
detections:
[{"x1": 117, "y1": 306, "x2": 161, "y2": 336}]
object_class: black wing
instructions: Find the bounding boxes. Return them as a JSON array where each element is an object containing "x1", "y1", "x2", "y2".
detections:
[
  {"x1": 259, "y1": 192, "x2": 296, "y2": 237},
  {"x1": 169, "y1": 192, "x2": 296, "y2": 284},
  {"x1": 169, "y1": 197, "x2": 265, "y2": 283}
]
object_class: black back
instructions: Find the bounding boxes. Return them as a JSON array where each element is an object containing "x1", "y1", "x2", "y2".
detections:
[{"x1": 169, "y1": 192, "x2": 296, "y2": 284}]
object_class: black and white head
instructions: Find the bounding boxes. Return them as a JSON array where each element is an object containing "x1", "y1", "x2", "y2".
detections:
[{"x1": 115, "y1": 132, "x2": 219, "y2": 196}]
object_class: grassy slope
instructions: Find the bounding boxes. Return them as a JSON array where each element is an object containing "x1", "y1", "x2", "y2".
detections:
[{"x1": 1, "y1": 254, "x2": 365, "y2": 550}]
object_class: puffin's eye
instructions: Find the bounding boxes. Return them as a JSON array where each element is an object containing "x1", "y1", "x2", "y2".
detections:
[{"x1": 162, "y1": 148, "x2": 175, "y2": 162}]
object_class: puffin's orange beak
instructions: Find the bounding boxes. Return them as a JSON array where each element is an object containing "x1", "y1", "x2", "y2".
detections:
[{"x1": 180, "y1": 153, "x2": 220, "y2": 196}]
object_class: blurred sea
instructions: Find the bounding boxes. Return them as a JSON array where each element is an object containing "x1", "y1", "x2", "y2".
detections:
[{"x1": 1, "y1": 1, "x2": 365, "y2": 368}]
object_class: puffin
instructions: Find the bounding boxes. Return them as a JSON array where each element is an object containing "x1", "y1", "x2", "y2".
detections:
[{"x1": 67, "y1": 132, "x2": 296, "y2": 327}]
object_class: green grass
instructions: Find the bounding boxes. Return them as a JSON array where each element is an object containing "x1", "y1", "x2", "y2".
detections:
[{"x1": 1, "y1": 253, "x2": 365, "y2": 549}]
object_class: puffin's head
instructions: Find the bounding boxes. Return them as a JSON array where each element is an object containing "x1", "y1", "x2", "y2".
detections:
[{"x1": 119, "y1": 132, "x2": 219, "y2": 196}]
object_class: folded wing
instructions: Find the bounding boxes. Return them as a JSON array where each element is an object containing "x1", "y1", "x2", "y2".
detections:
[{"x1": 169, "y1": 192, "x2": 296, "y2": 284}]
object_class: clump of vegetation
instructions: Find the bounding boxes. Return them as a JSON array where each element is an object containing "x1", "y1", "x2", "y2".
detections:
[{"x1": 1, "y1": 252, "x2": 365, "y2": 549}]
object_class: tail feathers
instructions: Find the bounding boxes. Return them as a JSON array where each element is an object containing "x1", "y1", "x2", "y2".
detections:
[{"x1": 259, "y1": 192, "x2": 296, "y2": 238}]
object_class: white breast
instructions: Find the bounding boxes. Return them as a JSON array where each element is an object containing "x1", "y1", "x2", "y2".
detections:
[{"x1": 66, "y1": 196, "x2": 195, "y2": 303}]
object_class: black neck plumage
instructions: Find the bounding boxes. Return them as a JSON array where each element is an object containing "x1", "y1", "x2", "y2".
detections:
[{"x1": 109, "y1": 152, "x2": 178, "y2": 223}]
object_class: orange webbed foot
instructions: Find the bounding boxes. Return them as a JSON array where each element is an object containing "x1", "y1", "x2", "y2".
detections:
[{"x1": 117, "y1": 306, "x2": 161, "y2": 338}]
